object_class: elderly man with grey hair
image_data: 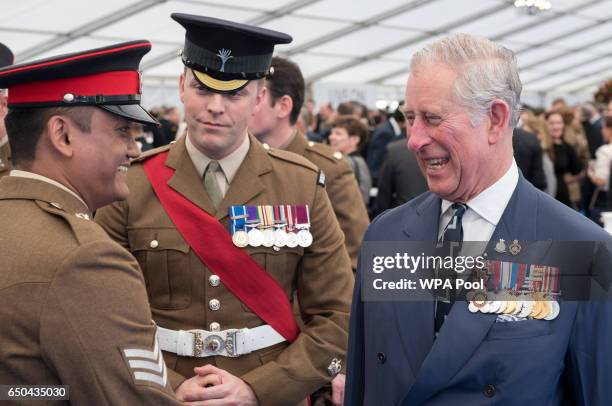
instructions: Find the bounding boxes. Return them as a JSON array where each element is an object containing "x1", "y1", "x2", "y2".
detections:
[{"x1": 346, "y1": 34, "x2": 612, "y2": 405}]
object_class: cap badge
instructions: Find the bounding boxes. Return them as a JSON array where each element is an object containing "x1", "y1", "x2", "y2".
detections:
[{"x1": 216, "y1": 48, "x2": 234, "y2": 72}]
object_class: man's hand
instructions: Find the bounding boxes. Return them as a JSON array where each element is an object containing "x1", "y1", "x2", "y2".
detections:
[
  {"x1": 331, "y1": 373, "x2": 345, "y2": 406},
  {"x1": 183, "y1": 364, "x2": 258, "y2": 405},
  {"x1": 175, "y1": 373, "x2": 222, "y2": 402}
]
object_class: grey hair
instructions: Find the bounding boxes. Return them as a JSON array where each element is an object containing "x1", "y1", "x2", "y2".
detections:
[{"x1": 410, "y1": 34, "x2": 522, "y2": 128}]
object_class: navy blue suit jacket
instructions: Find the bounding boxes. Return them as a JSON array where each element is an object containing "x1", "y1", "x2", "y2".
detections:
[{"x1": 346, "y1": 175, "x2": 612, "y2": 405}]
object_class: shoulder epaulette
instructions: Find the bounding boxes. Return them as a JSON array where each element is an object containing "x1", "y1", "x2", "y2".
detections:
[
  {"x1": 305, "y1": 141, "x2": 344, "y2": 164},
  {"x1": 266, "y1": 145, "x2": 319, "y2": 173},
  {"x1": 35, "y1": 200, "x2": 108, "y2": 246},
  {"x1": 132, "y1": 143, "x2": 173, "y2": 164}
]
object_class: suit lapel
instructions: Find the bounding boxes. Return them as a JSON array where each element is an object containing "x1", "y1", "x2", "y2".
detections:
[
  {"x1": 393, "y1": 194, "x2": 441, "y2": 386},
  {"x1": 215, "y1": 135, "x2": 272, "y2": 221},
  {"x1": 165, "y1": 136, "x2": 216, "y2": 215},
  {"x1": 486, "y1": 175, "x2": 551, "y2": 264},
  {"x1": 401, "y1": 176, "x2": 548, "y2": 405},
  {"x1": 402, "y1": 193, "x2": 441, "y2": 240}
]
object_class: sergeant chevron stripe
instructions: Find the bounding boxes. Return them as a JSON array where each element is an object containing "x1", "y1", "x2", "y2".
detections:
[{"x1": 122, "y1": 336, "x2": 168, "y2": 388}]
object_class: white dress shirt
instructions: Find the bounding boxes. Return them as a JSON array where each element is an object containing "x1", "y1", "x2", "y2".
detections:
[{"x1": 438, "y1": 159, "x2": 519, "y2": 245}]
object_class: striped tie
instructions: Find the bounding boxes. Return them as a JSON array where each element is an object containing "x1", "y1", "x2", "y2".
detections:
[{"x1": 434, "y1": 202, "x2": 468, "y2": 334}]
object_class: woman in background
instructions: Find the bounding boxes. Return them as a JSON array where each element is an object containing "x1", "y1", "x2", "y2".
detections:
[{"x1": 546, "y1": 111, "x2": 583, "y2": 208}]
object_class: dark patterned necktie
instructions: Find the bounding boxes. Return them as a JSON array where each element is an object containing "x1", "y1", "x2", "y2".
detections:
[{"x1": 434, "y1": 202, "x2": 468, "y2": 334}]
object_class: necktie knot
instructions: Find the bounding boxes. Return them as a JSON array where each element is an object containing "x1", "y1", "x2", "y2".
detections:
[
  {"x1": 206, "y1": 160, "x2": 221, "y2": 175},
  {"x1": 204, "y1": 160, "x2": 223, "y2": 209},
  {"x1": 451, "y1": 202, "x2": 467, "y2": 219}
]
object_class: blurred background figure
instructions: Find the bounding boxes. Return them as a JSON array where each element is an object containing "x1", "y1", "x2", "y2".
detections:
[
  {"x1": 313, "y1": 102, "x2": 335, "y2": 141},
  {"x1": 372, "y1": 138, "x2": 427, "y2": 218},
  {"x1": 545, "y1": 111, "x2": 583, "y2": 208},
  {"x1": 520, "y1": 107, "x2": 556, "y2": 196},
  {"x1": 329, "y1": 115, "x2": 371, "y2": 206},
  {"x1": 365, "y1": 102, "x2": 406, "y2": 186},
  {"x1": 512, "y1": 126, "x2": 547, "y2": 191},
  {"x1": 587, "y1": 116, "x2": 612, "y2": 224}
]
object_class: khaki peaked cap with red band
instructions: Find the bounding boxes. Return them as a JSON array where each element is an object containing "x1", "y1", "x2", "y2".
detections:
[
  {"x1": 0, "y1": 40, "x2": 157, "y2": 126},
  {"x1": 0, "y1": 43, "x2": 14, "y2": 69},
  {"x1": 172, "y1": 13, "x2": 292, "y2": 93}
]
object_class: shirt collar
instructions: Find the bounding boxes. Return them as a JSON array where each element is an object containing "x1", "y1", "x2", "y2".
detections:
[
  {"x1": 441, "y1": 159, "x2": 519, "y2": 226},
  {"x1": 0, "y1": 135, "x2": 8, "y2": 147},
  {"x1": 185, "y1": 133, "x2": 250, "y2": 184},
  {"x1": 9, "y1": 169, "x2": 89, "y2": 210}
]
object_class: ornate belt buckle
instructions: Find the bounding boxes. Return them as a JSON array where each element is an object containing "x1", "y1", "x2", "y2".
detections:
[
  {"x1": 224, "y1": 329, "x2": 240, "y2": 357},
  {"x1": 203, "y1": 334, "x2": 224, "y2": 355},
  {"x1": 192, "y1": 331, "x2": 204, "y2": 357}
]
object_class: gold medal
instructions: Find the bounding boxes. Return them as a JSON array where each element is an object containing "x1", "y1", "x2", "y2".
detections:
[
  {"x1": 232, "y1": 230, "x2": 249, "y2": 247},
  {"x1": 503, "y1": 300, "x2": 516, "y2": 314},
  {"x1": 534, "y1": 300, "x2": 549, "y2": 319},
  {"x1": 529, "y1": 300, "x2": 543, "y2": 318}
]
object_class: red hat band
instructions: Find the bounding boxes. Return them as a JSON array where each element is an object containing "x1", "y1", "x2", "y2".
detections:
[{"x1": 8, "y1": 70, "x2": 140, "y2": 106}]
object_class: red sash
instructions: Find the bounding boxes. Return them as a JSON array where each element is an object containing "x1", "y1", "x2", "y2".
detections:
[{"x1": 143, "y1": 152, "x2": 299, "y2": 342}]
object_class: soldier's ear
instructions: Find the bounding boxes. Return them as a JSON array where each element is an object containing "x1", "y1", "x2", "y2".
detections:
[
  {"x1": 178, "y1": 71, "x2": 186, "y2": 104},
  {"x1": 45, "y1": 115, "x2": 74, "y2": 158},
  {"x1": 276, "y1": 94, "x2": 293, "y2": 120}
]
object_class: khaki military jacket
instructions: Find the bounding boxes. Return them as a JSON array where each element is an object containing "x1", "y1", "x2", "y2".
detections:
[
  {"x1": 0, "y1": 176, "x2": 180, "y2": 405},
  {"x1": 0, "y1": 141, "x2": 11, "y2": 178},
  {"x1": 286, "y1": 133, "x2": 369, "y2": 269},
  {"x1": 95, "y1": 135, "x2": 354, "y2": 405}
]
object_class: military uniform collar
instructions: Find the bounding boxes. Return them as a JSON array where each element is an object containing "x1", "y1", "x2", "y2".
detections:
[
  {"x1": 184, "y1": 132, "x2": 250, "y2": 184},
  {"x1": 164, "y1": 133, "x2": 273, "y2": 220},
  {"x1": 285, "y1": 128, "x2": 307, "y2": 155},
  {"x1": 0, "y1": 173, "x2": 90, "y2": 214}
]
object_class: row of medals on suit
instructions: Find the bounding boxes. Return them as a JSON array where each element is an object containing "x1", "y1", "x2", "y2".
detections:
[
  {"x1": 467, "y1": 290, "x2": 560, "y2": 320},
  {"x1": 466, "y1": 239, "x2": 560, "y2": 320},
  {"x1": 231, "y1": 205, "x2": 313, "y2": 248}
]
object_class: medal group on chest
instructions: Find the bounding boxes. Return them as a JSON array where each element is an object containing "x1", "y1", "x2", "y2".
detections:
[
  {"x1": 467, "y1": 255, "x2": 561, "y2": 321},
  {"x1": 230, "y1": 204, "x2": 313, "y2": 248}
]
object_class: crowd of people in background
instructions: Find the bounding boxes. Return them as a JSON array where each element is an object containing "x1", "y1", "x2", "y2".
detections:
[{"x1": 139, "y1": 96, "x2": 612, "y2": 228}]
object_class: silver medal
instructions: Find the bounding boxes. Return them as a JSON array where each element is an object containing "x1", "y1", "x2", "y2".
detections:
[{"x1": 247, "y1": 228, "x2": 264, "y2": 247}]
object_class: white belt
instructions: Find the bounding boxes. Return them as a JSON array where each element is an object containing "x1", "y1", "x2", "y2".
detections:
[{"x1": 156, "y1": 325, "x2": 286, "y2": 358}]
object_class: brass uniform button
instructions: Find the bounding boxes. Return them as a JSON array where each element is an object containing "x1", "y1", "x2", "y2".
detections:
[
  {"x1": 209, "y1": 275, "x2": 220, "y2": 287},
  {"x1": 209, "y1": 299, "x2": 220, "y2": 311}
]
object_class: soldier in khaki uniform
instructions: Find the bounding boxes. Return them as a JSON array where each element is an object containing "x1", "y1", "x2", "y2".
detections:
[
  {"x1": 250, "y1": 56, "x2": 369, "y2": 272},
  {"x1": 0, "y1": 41, "x2": 187, "y2": 405},
  {"x1": 0, "y1": 42, "x2": 14, "y2": 178},
  {"x1": 95, "y1": 14, "x2": 354, "y2": 406}
]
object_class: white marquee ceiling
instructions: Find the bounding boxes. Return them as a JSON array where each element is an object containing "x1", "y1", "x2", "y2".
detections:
[{"x1": 1, "y1": 0, "x2": 611, "y2": 99}]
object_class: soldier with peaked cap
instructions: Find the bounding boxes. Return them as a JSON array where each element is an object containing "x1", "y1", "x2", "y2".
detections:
[
  {"x1": 95, "y1": 14, "x2": 354, "y2": 406},
  {"x1": 0, "y1": 41, "x2": 212, "y2": 404},
  {"x1": 0, "y1": 42, "x2": 14, "y2": 178}
]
